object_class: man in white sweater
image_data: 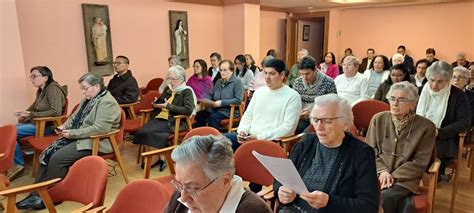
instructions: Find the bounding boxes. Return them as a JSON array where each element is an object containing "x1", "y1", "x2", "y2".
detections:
[
  {"x1": 224, "y1": 58, "x2": 302, "y2": 151},
  {"x1": 334, "y1": 56, "x2": 370, "y2": 106}
]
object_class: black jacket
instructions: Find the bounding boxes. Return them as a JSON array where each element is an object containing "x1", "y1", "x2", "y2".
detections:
[
  {"x1": 274, "y1": 132, "x2": 379, "y2": 213},
  {"x1": 208, "y1": 67, "x2": 222, "y2": 85},
  {"x1": 107, "y1": 70, "x2": 140, "y2": 104}
]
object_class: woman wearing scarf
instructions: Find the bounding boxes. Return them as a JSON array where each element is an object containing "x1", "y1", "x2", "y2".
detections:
[
  {"x1": 133, "y1": 65, "x2": 196, "y2": 170},
  {"x1": 186, "y1": 59, "x2": 213, "y2": 101},
  {"x1": 416, "y1": 61, "x2": 471, "y2": 181},
  {"x1": 16, "y1": 73, "x2": 121, "y2": 210},
  {"x1": 367, "y1": 82, "x2": 436, "y2": 213}
]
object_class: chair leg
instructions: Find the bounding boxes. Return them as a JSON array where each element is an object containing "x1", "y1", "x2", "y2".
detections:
[
  {"x1": 450, "y1": 164, "x2": 460, "y2": 212},
  {"x1": 31, "y1": 151, "x2": 40, "y2": 178},
  {"x1": 136, "y1": 144, "x2": 143, "y2": 164},
  {"x1": 110, "y1": 139, "x2": 129, "y2": 184},
  {"x1": 470, "y1": 149, "x2": 474, "y2": 182}
]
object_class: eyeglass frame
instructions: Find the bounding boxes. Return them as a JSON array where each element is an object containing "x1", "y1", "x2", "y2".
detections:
[
  {"x1": 451, "y1": 75, "x2": 467, "y2": 81},
  {"x1": 30, "y1": 74, "x2": 44, "y2": 80},
  {"x1": 309, "y1": 116, "x2": 341, "y2": 125},
  {"x1": 387, "y1": 97, "x2": 414, "y2": 104},
  {"x1": 171, "y1": 176, "x2": 219, "y2": 197}
]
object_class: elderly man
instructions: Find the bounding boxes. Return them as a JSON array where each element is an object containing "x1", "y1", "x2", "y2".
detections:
[
  {"x1": 293, "y1": 56, "x2": 337, "y2": 134},
  {"x1": 359, "y1": 48, "x2": 376, "y2": 73},
  {"x1": 274, "y1": 94, "x2": 379, "y2": 212},
  {"x1": 452, "y1": 51, "x2": 470, "y2": 69},
  {"x1": 391, "y1": 53, "x2": 405, "y2": 66},
  {"x1": 165, "y1": 135, "x2": 271, "y2": 212},
  {"x1": 367, "y1": 82, "x2": 436, "y2": 213},
  {"x1": 335, "y1": 56, "x2": 369, "y2": 106},
  {"x1": 107, "y1": 55, "x2": 140, "y2": 104},
  {"x1": 287, "y1": 49, "x2": 309, "y2": 87}
]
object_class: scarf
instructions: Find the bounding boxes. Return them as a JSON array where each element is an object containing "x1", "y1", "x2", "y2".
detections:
[
  {"x1": 186, "y1": 75, "x2": 213, "y2": 100},
  {"x1": 416, "y1": 83, "x2": 451, "y2": 128},
  {"x1": 39, "y1": 89, "x2": 108, "y2": 165},
  {"x1": 391, "y1": 112, "x2": 415, "y2": 136},
  {"x1": 170, "y1": 83, "x2": 198, "y2": 115}
]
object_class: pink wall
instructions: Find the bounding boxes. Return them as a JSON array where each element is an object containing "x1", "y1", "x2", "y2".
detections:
[
  {"x1": 223, "y1": 3, "x2": 245, "y2": 60},
  {"x1": 297, "y1": 19, "x2": 324, "y2": 61},
  {"x1": 0, "y1": 0, "x2": 30, "y2": 125},
  {"x1": 336, "y1": 2, "x2": 474, "y2": 64},
  {"x1": 14, "y1": 0, "x2": 224, "y2": 111},
  {"x1": 244, "y1": 4, "x2": 261, "y2": 63},
  {"x1": 259, "y1": 10, "x2": 286, "y2": 62}
]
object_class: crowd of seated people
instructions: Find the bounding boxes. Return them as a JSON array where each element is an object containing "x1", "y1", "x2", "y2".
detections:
[{"x1": 3, "y1": 46, "x2": 473, "y2": 213}]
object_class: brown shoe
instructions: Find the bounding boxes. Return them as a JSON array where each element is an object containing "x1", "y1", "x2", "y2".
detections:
[{"x1": 7, "y1": 165, "x2": 25, "y2": 181}]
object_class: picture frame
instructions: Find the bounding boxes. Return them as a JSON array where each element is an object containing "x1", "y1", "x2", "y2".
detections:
[
  {"x1": 82, "y1": 4, "x2": 114, "y2": 76},
  {"x1": 169, "y1": 11, "x2": 190, "y2": 68},
  {"x1": 303, "y1": 25, "x2": 310, "y2": 41}
]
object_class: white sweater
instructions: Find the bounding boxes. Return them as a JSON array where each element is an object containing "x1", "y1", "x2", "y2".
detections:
[
  {"x1": 237, "y1": 85, "x2": 302, "y2": 140},
  {"x1": 334, "y1": 72, "x2": 370, "y2": 106}
]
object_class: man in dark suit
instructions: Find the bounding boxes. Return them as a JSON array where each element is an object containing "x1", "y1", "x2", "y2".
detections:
[
  {"x1": 359, "y1": 48, "x2": 375, "y2": 73},
  {"x1": 208, "y1": 52, "x2": 222, "y2": 85}
]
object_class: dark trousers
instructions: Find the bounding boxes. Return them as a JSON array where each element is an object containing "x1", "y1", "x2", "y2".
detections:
[
  {"x1": 224, "y1": 132, "x2": 240, "y2": 151},
  {"x1": 35, "y1": 142, "x2": 91, "y2": 183},
  {"x1": 194, "y1": 110, "x2": 228, "y2": 129},
  {"x1": 381, "y1": 185, "x2": 415, "y2": 213}
]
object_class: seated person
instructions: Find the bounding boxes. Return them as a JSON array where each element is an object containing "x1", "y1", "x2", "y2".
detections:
[
  {"x1": 208, "y1": 52, "x2": 222, "y2": 85},
  {"x1": 12, "y1": 66, "x2": 67, "y2": 179},
  {"x1": 194, "y1": 60, "x2": 244, "y2": 129},
  {"x1": 165, "y1": 135, "x2": 271, "y2": 213},
  {"x1": 234, "y1": 54, "x2": 255, "y2": 90},
  {"x1": 287, "y1": 49, "x2": 309, "y2": 87},
  {"x1": 450, "y1": 66, "x2": 474, "y2": 143},
  {"x1": 107, "y1": 55, "x2": 139, "y2": 104},
  {"x1": 317, "y1": 52, "x2": 339, "y2": 79},
  {"x1": 274, "y1": 94, "x2": 379, "y2": 212},
  {"x1": 133, "y1": 65, "x2": 196, "y2": 170},
  {"x1": 425, "y1": 48, "x2": 439, "y2": 63},
  {"x1": 186, "y1": 59, "x2": 213, "y2": 100},
  {"x1": 334, "y1": 56, "x2": 369, "y2": 106},
  {"x1": 224, "y1": 58, "x2": 301, "y2": 151},
  {"x1": 452, "y1": 51, "x2": 470, "y2": 69},
  {"x1": 374, "y1": 64, "x2": 411, "y2": 103},
  {"x1": 416, "y1": 61, "x2": 471, "y2": 180},
  {"x1": 367, "y1": 82, "x2": 436, "y2": 213},
  {"x1": 364, "y1": 55, "x2": 390, "y2": 97},
  {"x1": 245, "y1": 53, "x2": 260, "y2": 74},
  {"x1": 414, "y1": 59, "x2": 431, "y2": 92},
  {"x1": 391, "y1": 53, "x2": 405, "y2": 66},
  {"x1": 16, "y1": 73, "x2": 121, "y2": 210},
  {"x1": 293, "y1": 56, "x2": 337, "y2": 134}
]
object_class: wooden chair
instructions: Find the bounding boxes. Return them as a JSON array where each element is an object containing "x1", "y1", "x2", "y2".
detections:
[
  {"x1": 448, "y1": 132, "x2": 466, "y2": 212},
  {"x1": 219, "y1": 91, "x2": 248, "y2": 133},
  {"x1": 273, "y1": 133, "x2": 304, "y2": 154},
  {"x1": 140, "y1": 78, "x2": 163, "y2": 97},
  {"x1": 119, "y1": 102, "x2": 138, "y2": 120},
  {"x1": 413, "y1": 147, "x2": 440, "y2": 213},
  {"x1": 352, "y1": 100, "x2": 389, "y2": 137},
  {"x1": 0, "y1": 156, "x2": 108, "y2": 213}
]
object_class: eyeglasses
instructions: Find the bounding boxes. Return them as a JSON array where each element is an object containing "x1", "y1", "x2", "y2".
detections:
[
  {"x1": 79, "y1": 86, "x2": 92, "y2": 91},
  {"x1": 387, "y1": 97, "x2": 413, "y2": 104},
  {"x1": 30, "y1": 75, "x2": 44, "y2": 80},
  {"x1": 166, "y1": 77, "x2": 181, "y2": 81},
  {"x1": 310, "y1": 116, "x2": 341, "y2": 125},
  {"x1": 113, "y1": 61, "x2": 125, "y2": 66},
  {"x1": 452, "y1": 75, "x2": 467, "y2": 81},
  {"x1": 171, "y1": 177, "x2": 218, "y2": 197}
]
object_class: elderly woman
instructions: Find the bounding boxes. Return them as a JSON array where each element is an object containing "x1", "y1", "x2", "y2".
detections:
[
  {"x1": 194, "y1": 60, "x2": 244, "y2": 129},
  {"x1": 450, "y1": 66, "x2": 474, "y2": 143},
  {"x1": 367, "y1": 82, "x2": 436, "y2": 213},
  {"x1": 391, "y1": 53, "x2": 405, "y2": 66},
  {"x1": 12, "y1": 66, "x2": 67, "y2": 178},
  {"x1": 134, "y1": 65, "x2": 196, "y2": 169},
  {"x1": 416, "y1": 61, "x2": 471, "y2": 179},
  {"x1": 234, "y1": 55, "x2": 255, "y2": 90},
  {"x1": 364, "y1": 55, "x2": 390, "y2": 98},
  {"x1": 186, "y1": 59, "x2": 213, "y2": 100},
  {"x1": 274, "y1": 94, "x2": 379, "y2": 212},
  {"x1": 334, "y1": 56, "x2": 370, "y2": 106},
  {"x1": 165, "y1": 135, "x2": 271, "y2": 213},
  {"x1": 374, "y1": 64, "x2": 411, "y2": 103},
  {"x1": 16, "y1": 73, "x2": 120, "y2": 210}
]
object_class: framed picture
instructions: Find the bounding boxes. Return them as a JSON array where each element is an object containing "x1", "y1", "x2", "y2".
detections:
[
  {"x1": 303, "y1": 25, "x2": 310, "y2": 41},
  {"x1": 82, "y1": 4, "x2": 114, "y2": 76},
  {"x1": 169, "y1": 11, "x2": 189, "y2": 68}
]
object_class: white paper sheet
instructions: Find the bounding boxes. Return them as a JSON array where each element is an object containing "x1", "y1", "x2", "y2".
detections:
[{"x1": 252, "y1": 150, "x2": 308, "y2": 194}]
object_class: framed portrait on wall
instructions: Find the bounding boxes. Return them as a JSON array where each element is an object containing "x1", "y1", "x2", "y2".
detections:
[
  {"x1": 303, "y1": 25, "x2": 310, "y2": 41},
  {"x1": 169, "y1": 11, "x2": 189, "y2": 68},
  {"x1": 82, "y1": 4, "x2": 114, "y2": 76}
]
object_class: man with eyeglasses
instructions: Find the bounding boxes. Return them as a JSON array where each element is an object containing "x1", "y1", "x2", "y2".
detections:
[
  {"x1": 165, "y1": 135, "x2": 271, "y2": 213},
  {"x1": 107, "y1": 55, "x2": 139, "y2": 104}
]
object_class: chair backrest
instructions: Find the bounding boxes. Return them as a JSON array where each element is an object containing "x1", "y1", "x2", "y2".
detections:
[
  {"x1": 115, "y1": 109, "x2": 126, "y2": 145},
  {"x1": 183, "y1": 127, "x2": 221, "y2": 141},
  {"x1": 144, "y1": 78, "x2": 164, "y2": 94},
  {"x1": 135, "y1": 91, "x2": 161, "y2": 113},
  {"x1": 48, "y1": 156, "x2": 108, "y2": 207},
  {"x1": 106, "y1": 179, "x2": 170, "y2": 213},
  {"x1": 234, "y1": 140, "x2": 287, "y2": 186},
  {"x1": 352, "y1": 100, "x2": 390, "y2": 132},
  {"x1": 0, "y1": 125, "x2": 17, "y2": 173}
]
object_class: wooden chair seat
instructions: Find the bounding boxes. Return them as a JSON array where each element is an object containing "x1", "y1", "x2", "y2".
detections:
[
  {"x1": 124, "y1": 119, "x2": 141, "y2": 133},
  {"x1": 413, "y1": 187, "x2": 429, "y2": 213}
]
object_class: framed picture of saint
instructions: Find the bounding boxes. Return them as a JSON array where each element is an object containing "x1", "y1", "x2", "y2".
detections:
[
  {"x1": 169, "y1": 11, "x2": 189, "y2": 68},
  {"x1": 82, "y1": 4, "x2": 114, "y2": 76}
]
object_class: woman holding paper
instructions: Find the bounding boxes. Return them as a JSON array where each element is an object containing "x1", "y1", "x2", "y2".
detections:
[{"x1": 274, "y1": 94, "x2": 379, "y2": 212}]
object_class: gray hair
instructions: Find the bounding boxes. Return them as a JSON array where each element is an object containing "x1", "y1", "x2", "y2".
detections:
[
  {"x1": 391, "y1": 53, "x2": 405, "y2": 63},
  {"x1": 78, "y1": 73, "x2": 105, "y2": 89},
  {"x1": 456, "y1": 51, "x2": 466, "y2": 59},
  {"x1": 171, "y1": 135, "x2": 235, "y2": 180},
  {"x1": 168, "y1": 55, "x2": 181, "y2": 66},
  {"x1": 168, "y1": 65, "x2": 186, "y2": 83},
  {"x1": 386, "y1": 81, "x2": 419, "y2": 102},
  {"x1": 298, "y1": 48, "x2": 309, "y2": 56},
  {"x1": 426, "y1": 61, "x2": 453, "y2": 81},
  {"x1": 453, "y1": 66, "x2": 469, "y2": 78},
  {"x1": 312, "y1": 94, "x2": 353, "y2": 129},
  {"x1": 343, "y1": 56, "x2": 360, "y2": 67}
]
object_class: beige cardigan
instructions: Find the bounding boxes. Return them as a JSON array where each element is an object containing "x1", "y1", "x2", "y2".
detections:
[{"x1": 366, "y1": 112, "x2": 436, "y2": 193}]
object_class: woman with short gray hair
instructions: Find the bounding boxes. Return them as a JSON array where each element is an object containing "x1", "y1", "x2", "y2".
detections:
[
  {"x1": 416, "y1": 61, "x2": 471, "y2": 180},
  {"x1": 165, "y1": 135, "x2": 271, "y2": 213},
  {"x1": 450, "y1": 66, "x2": 474, "y2": 145},
  {"x1": 275, "y1": 94, "x2": 379, "y2": 212},
  {"x1": 367, "y1": 81, "x2": 436, "y2": 213}
]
